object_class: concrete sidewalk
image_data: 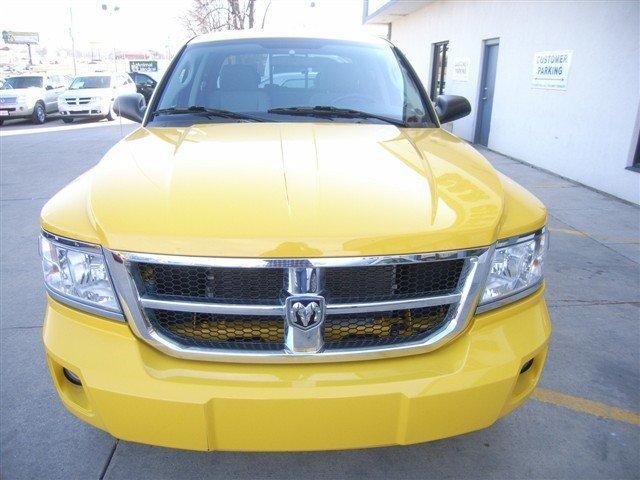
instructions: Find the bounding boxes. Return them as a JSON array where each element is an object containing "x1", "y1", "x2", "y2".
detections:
[
  {"x1": 479, "y1": 146, "x2": 639, "y2": 264},
  {"x1": 1, "y1": 127, "x2": 638, "y2": 479}
]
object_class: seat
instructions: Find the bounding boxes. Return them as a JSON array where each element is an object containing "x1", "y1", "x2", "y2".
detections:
[
  {"x1": 207, "y1": 64, "x2": 270, "y2": 112},
  {"x1": 309, "y1": 63, "x2": 361, "y2": 107}
]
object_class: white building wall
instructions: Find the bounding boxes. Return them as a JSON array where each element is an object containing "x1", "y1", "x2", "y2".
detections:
[{"x1": 389, "y1": 0, "x2": 640, "y2": 204}]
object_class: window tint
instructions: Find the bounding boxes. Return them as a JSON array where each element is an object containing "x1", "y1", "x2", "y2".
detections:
[
  {"x1": 133, "y1": 73, "x2": 152, "y2": 84},
  {"x1": 281, "y1": 76, "x2": 316, "y2": 89},
  {"x1": 1, "y1": 76, "x2": 43, "y2": 89},
  {"x1": 69, "y1": 76, "x2": 111, "y2": 89},
  {"x1": 154, "y1": 38, "x2": 431, "y2": 125}
]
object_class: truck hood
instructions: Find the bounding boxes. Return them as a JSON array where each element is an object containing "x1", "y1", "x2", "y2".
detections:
[
  {"x1": 46, "y1": 123, "x2": 509, "y2": 257},
  {"x1": 62, "y1": 87, "x2": 113, "y2": 98},
  {"x1": 0, "y1": 87, "x2": 43, "y2": 98}
]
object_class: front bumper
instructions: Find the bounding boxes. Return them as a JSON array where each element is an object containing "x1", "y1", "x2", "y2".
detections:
[
  {"x1": 43, "y1": 287, "x2": 551, "y2": 451},
  {"x1": 59, "y1": 101, "x2": 110, "y2": 118},
  {"x1": 0, "y1": 102, "x2": 34, "y2": 119}
]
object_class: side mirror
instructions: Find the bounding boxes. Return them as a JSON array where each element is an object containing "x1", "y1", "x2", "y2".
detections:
[
  {"x1": 45, "y1": 85, "x2": 53, "y2": 90},
  {"x1": 434, "y1": 95, "x2": 471, "y2": 124},
  {"x1": 114, "y1": 93, "x2": 146, "y2": 123}
]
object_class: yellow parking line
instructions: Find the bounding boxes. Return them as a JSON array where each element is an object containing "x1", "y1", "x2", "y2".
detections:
[
  {"x1": 532, "y1": 388, "x2": 640, "y2": 426},
  {"x1": 548, "y1": 227, "x2": 587, "y2": 237},
  {"x1": 548, "y1": 227, "x2": 639, "y2": 244}
]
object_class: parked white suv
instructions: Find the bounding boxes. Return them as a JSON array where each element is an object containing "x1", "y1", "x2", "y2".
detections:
[
  {"x1": 0, "y1": 74, "x2": 67, "y2": 125},
  {"x1": 58, "y1": 73, "x2": 136, "y2": 123}
]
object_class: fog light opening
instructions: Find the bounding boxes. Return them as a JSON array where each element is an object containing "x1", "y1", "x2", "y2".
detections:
[
  {"x1": 63, "y1": 368, "x2": 82, "y2": 386},
  {"x1": 520, "y1": 358, "x2": 534, "y2": 375}
]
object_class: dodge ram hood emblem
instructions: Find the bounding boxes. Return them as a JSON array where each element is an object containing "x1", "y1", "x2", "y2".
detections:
[{"x1": 285, "y1": 295, "x2": 326, "y2": 330}]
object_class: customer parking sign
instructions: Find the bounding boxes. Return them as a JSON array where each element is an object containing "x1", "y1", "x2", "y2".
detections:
[{"x1": 531, "y1": 50, "x2": 573, "y2": 90}]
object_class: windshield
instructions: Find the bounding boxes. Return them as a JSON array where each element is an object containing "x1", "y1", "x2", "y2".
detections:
[
  {"x1": 152, "y1": 38, "x2": 433, "y2": 126},
  {"x1": 69, "y1": 76, "x2": 111, "y2": 90},
  {"x1": 1, "y1": 76, "x2": 43, "y2": 89}
]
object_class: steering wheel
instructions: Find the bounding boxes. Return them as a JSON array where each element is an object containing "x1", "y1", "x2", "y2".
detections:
[{"x1": 331, "y1": 93, "x2": 377, "y2": 108}]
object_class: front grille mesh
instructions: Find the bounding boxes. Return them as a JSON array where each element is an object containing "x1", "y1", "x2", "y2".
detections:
[
  {"x1": 136, "y1": 263, "x2": 285, "y2": 304},
  {"x1": 323, "y1": 260, "x2": 464, "y2": 303},
  {"x1": 147, "y1": 305, "x2": 450, "y2": 351},
  {"x1": 149, "y1": 309, "x2": 284, "y2": 351},
  {"x1": 323, "y1": 305, "x2": 450, "y2": 350}
]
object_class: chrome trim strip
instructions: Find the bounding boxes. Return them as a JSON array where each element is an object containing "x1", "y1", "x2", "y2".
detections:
[
  {"x1": 45, "y1": 287, "x2": 125, "y2": 321},
  {"x1": 139, "y1": 297, "x2": 284, "y2": 316},
  {"x1": 138, "y1": 292, "x2": 462, "y2": 317},
  {"x1": 325, "y1": 293, "x2": 461, "y2": 314},
  {"x1": 118, "y1": 248, "x2": 486, "y2": 268},
  {"x1": 41, "y1": 230, "x2": 102, "y2": 253},
  {"x1": 104, "y1": 246, "x2": 494, "y2": 363},
  {"x1": 496, "y1": 227, "x2": 546, "y2": 249},
  {"x1": 475, "y1": 281, "x2": 544, "y2": 314}
]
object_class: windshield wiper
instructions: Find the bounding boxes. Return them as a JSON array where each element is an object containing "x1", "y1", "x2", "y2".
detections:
[
  {"x1": 267, "y1": 106, "x2": 408, "y2": 127},
  {"x1": 152, "y1": 105, "x2": 265, "y2": 122}
]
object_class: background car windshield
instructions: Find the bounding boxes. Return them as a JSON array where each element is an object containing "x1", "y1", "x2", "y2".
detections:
[
  {"x1": 69, "y1": 76, "x2": 111, "y2": 89},
  {"x1": 1, "y1": 76, "x2": 43, "y2": 89},
  {"x1": 154, "y1": 38, "x2": 430, "y2": 125}
]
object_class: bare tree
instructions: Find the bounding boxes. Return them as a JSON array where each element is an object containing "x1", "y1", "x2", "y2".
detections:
[{"x1": 180, "y1": 0, "x2": 256, "y2": 36}]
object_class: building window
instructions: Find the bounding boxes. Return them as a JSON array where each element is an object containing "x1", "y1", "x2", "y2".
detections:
[
  {"x1": 430, "y1": 41, "x2": 449, "y2": 99},
  {"x1": 630, "y1": 136, "x2": 640, "y2": 173}
]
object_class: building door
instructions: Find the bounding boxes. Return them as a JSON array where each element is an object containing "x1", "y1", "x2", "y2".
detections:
[{"x1": 475, "y1": 39, "x2": 500, "y2": 146}]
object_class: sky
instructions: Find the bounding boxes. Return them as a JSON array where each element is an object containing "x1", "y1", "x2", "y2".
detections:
[{"x1": 3, "y1": 0, "x2": 382, "y2": 55}]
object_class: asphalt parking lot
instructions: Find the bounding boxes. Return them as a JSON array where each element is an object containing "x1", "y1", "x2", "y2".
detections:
[{"x1": 1, "y1": 118, "x2": 638, "y2": 479}]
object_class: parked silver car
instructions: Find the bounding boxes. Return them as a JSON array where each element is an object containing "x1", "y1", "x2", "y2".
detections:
[
  {"x1": 0, "y1": 74, "x2": 67, "y2": 125},
  {"x1": 58, "y1": 73, "x2": 137, "y2": 123}
]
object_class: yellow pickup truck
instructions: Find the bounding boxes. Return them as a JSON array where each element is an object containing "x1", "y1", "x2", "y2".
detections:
[{"x1": 39, "y1": 31, "x2": 550, "y2": 451}]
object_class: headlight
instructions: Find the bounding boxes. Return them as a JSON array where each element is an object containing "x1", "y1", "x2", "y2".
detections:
[
  {"x1": 17, "y1": 95, "x2": 28, "y2": 104},
  {"x1": 39, "y1": 232, "x2": 122, "y2": 318},
  {"x1": 91, "y1": 96, "x2": 106, "y2": 103},
  {"x1": 478, "y1": 229, "x2": 548, "y2": 312}
]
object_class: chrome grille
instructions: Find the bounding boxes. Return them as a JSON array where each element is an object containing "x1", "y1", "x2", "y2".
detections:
[
  {"x1": 105, "y1": 247, "x2": 494, "y2": 363},
  {"x1": 64, "y1": 97, "x2": 91, "y2": 105},
  {"x1": 134, "y1": 260, "x2": 464, "y2": 304}
]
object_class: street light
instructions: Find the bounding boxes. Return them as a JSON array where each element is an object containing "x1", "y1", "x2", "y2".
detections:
[{"x1": 101, "y1": 3, "x2": 120, "y2": 72}]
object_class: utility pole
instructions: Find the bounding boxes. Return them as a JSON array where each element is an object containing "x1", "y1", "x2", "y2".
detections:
[{"x1": 69, "y1": 7, "x2": 77, "y2": 75}]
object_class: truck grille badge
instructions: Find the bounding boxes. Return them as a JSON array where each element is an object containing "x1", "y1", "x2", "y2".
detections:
[{"x1": 289, "y1": 300, "x2": 323, "y2": 329}]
